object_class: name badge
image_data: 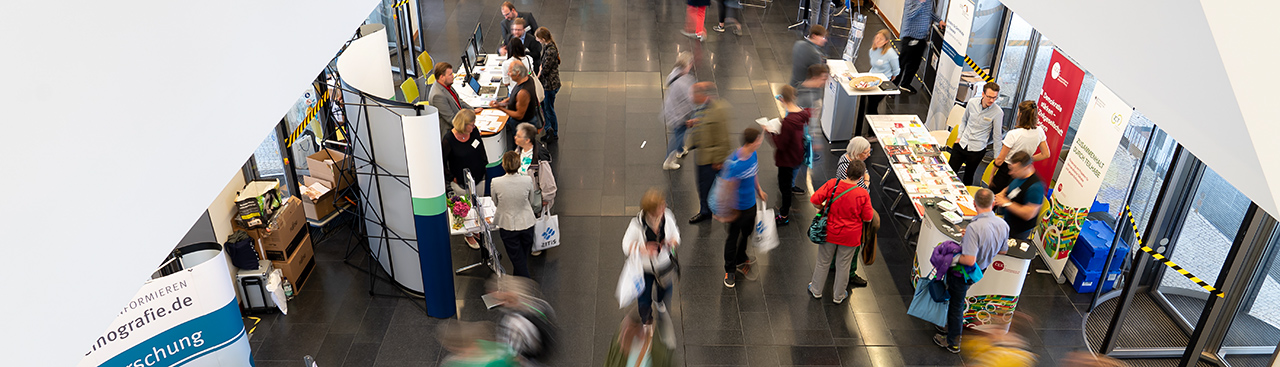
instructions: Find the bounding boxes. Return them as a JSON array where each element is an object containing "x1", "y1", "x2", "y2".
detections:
[
  {"x1": 471, "y1": 139, "x2": 481, "y2": 149},
  {"x1": 1010, "y1": 188, "x2": 1022, "y2": 198}
]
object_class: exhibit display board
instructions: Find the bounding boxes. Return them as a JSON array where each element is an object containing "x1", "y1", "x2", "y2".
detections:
[
  {"x1": 1032, "y1": 49, "x2": 1085, "y2": 186},
  {"x1": 924, "y1": 0, "x2": 975, "y2": 130},
  {"x1": 1036, "y1": 82, "x2": 1132, "y2": 278},
  {"x1": 77, "y1": 245, "x2": 251, "y2": 367},
  {"x1": 402, "y1": 111, "x2": 457, "y2": 318}
]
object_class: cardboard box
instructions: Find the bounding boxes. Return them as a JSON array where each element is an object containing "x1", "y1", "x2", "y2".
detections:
[
  {"x1": 271, "y1": 233, "x2": 315, "y2": 290},
  {"x1": 231, "y1": 197, "x2": 306, "y2": 259},
  {"x1": 306, "y1": 149, "x2": 354, "y2": 191},
  {"x1": 234, "y1": 180, "x2": 282, "y2": 228},
  {"x1": 302, "y1": 176, "x2": 339, "y2": 221}
]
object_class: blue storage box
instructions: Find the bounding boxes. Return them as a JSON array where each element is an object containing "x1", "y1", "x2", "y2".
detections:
[
  {"x1": 1070, "y1": 221, "x2": 1128, "y2": 273},
  {"x1": 1064, "y1": 257, "x2": 1120, "y2": 293}
]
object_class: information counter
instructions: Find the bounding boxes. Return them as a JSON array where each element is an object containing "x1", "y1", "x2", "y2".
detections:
[
  {"x1": 820, "y1": 60, "x2": 899, "y2": 142},
  {"x1": 912, "y1": 197, "x2": 1037, "y2": 331},
  {"x1": 451, "y1": 53, "x2": 511, "y2": 182}
]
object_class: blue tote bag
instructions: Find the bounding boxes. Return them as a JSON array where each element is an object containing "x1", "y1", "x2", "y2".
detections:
[{"x1": 907, "y1": 278, "x2": 949, "y2": 327}]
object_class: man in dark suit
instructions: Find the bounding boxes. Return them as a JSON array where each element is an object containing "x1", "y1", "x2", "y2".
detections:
[
  {"x1": 505, "y1": 18, "x2": 542, "y2": 74},
  {"x1": 500, "y1": 1, "x2": 539, "y2": 42},
  {"x1": 427, "y1": 62, "x2": 476, "y2": 135}
]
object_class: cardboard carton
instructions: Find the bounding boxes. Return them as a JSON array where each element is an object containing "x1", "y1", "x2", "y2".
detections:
[
  {"x1": 231, "y1": 197, "x2": 306, "y2": 259},
  {"x1": 302, "y1": 176, "x2": 340, "y2": 221},
  {"x1": 306, "y1": 149, "x2": 354, "y2": 191},
  {"x1": 234, "y1": 180, "x2": 281, "y2": 228},
  {"x1": 271, "y1": 233, "x2": 315, "y2": 290}
]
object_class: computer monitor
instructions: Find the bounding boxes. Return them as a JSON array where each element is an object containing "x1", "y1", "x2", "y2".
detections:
[
  {"x1": 473, "y1": 23, "x2": 483, "y2": 53},
  {"x1": 464, "y1": 38, "x2": 478, "y2": 69}
]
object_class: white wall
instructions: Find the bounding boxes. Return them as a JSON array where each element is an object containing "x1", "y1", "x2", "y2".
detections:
[
  {"x1": 0, "y1": 1, "x2": 379, "y2": 364},
  {"x1": 211, "y1": 170, "x2": 248, "y2": 244},
  {"x1": 874, "y1": 0, "x2": 906, "y2": 34}
]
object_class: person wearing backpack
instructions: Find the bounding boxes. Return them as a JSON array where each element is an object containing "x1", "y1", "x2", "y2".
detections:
[
  {"x1": 489, "y1": 276, "x2": 556, "y2": 363},
  {"x1": 807, "y1": 160, "x2": 873, "y2": 304}
]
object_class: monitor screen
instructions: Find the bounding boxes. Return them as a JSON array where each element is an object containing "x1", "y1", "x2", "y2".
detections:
[
  {"x1": 459, "y1": 54, "x2": 473, "y2": 83},
  {"x1": 473, "y1": 23, "x2": 483, "y2": 53},
  {"x1": 464, "y1": 38, "x2": 478, "y2": 69}
]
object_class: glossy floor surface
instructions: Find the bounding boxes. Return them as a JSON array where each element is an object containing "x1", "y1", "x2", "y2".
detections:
[{"x1": 248, "y1": 0, "x2": 1095, "y2": 365}]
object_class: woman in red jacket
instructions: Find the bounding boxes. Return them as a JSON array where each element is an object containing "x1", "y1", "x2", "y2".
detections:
[
  {"x1": 768, "y1": 85, "x2": 810, "y2": 225},
  {"x1": 807, "y1": 160, "x2": 874, "y2": 304}
]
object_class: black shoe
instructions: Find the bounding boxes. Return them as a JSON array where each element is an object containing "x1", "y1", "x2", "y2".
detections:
[
  {"x1": 712, "y1": 24, "x2": 726, "y2": 33},
  {"x1": 900, "y1": 85, "x2": 916, "y2": 94},
  {"x1": 935, "y1": 325, "x2": 947, "y2": 335},
  {"x1": 690, "y1": 213, "x2": 711, "y2": 224},
  {"x1": 933, "y1": 334, "x2": 960, "y2": 354},
  {"x1": 791, "y1": 186, "x2": 805, "y2": 195},
  {"x1": 849, "y1": 274, "x2": 868, "y2": 287},
  {"x1": 724, "y1": 273, "x2": 736, "y2": 288},
  {"x1": 775, "y1": 215, "x2": 790, "y2": 226}
]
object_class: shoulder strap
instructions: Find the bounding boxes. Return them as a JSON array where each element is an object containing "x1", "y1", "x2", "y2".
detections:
[{"x1": 821, "y1": 182, "x2": 859, "y2": 215}]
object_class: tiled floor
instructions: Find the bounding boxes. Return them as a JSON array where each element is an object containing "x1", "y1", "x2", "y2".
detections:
[{"x1": 248, "y1": 0, "x2": 1093, "y2": 366}]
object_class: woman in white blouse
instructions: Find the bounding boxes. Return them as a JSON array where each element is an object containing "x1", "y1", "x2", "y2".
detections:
[{"x1": 990, "y1": 100, "x2": 1051, "y2": 193}]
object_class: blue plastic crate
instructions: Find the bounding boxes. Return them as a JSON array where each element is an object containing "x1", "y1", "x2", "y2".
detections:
[
  {"x1": 1070, "y1": 221, "x2": 1128, "y2": 273},
  {"x1": 1064, "y1": 257, "x2": 1119, "y2": 294}
]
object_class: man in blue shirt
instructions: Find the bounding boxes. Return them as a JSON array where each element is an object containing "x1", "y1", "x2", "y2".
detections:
[
  {"x1": 893, "y1": 0, "x2": 943, "y2": 93},
  {"x1": 948, "y1": 83, "x2": 1003, "y2": 186},
  {"x1": 994, "y1": 152, "x2": 1045, "y2": 240},
  {"x1": 934, "y1": 188, "x2": 1008, "y2": 353},
  {"x1": 721, "y1": 128, "x2": 768, "y2": 288}
]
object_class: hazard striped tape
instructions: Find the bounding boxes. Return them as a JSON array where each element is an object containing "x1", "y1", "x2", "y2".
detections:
[
  {"x1": 961, "y1": 55, "x2": 994, "y2": 83},
  {"x1": 1125, "y1": 206, "x2": 1225, "y2": 298},
  {"x1": 285, "y1": 91, "x2": 330, "y2": 148}
]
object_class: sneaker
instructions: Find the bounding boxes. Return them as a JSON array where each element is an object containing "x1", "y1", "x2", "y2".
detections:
[
  {"x1": 712, "y1": 24, "x2": 726, "y2": 33},
  {"x1": 696, "y1": 33, "x2": 705, "y2": 41},
  {"x1": 531, "y1": 250, "x2": 544, "y2": 257},
  {"x1": 899, "y1": 85, "x2": 916, "y2": 94},
  {"x1": 833, "y1": 5, "x2": 847, "y2": 16},
  {"x1": 732, "y1": 25, "x2": 742, "y2": 36},
  {"x1": 681, "y1": 31, "x2": 698, "y2": 38},
  {"x1": 791, "y1": 186, "x2": 805, "y2": 195},
  {"x1": 933, "y1": 334, "x2": 960, "y2": 354},
  {"x1": 849, "y1": 273, "x2": 868, "y2": 287},
  {"x1": 775, "y1": 215, "x2": 790, "y2": 226},
  {"x1": 676, "y1": 147, "x2": 690, "y2": 159},
  {"x1": 833, "y1": 292, "x2": 847, "y2": 304},
  {"x1": 465, "y1": 235, "x2": 480, "y2": 249},
  {"x1": 724, "y1": 273, "x2": 736, "y2": 288},
  {"x1": 689, "y1": 213, "x2": 711, "y2": 224},
  {"x1": 656, "y1": 302, "x2": 668, "y2": 315},
  {"x1": 807, "y1": 282, "x2": 821, "y2": 299},
  {"x1": 663, "y1": 161, "x2": 681, "y2": 170},
  {"x1": 935, "y1": 325, "x2": 947, "y2": 335},
  {"x1": 737, "y1": 261, "x2": 758, "y2": 281}
]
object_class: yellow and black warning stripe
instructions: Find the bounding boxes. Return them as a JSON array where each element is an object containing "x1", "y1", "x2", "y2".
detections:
[
  {"x1": 962, "y1": 55, "x2": 995, "y2": 83},
  {"x1": 285, "y1": 91, "x2": 331, "y2": 148},
  {"x1": 1125, "y1": 206, "x2": 1225, "y2": 298}
]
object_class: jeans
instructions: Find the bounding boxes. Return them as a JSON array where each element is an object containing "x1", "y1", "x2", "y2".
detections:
[
  {"x1": 778, "y1": 166, "x2": 797, "y2": 215},
  {"x1": 541, "y1": 88, "x2": 559, "y2": 136},
  {"x1": 791, "y1": 166, "x2": 803, "y2": 190},
  {"x1": 810, "y1": 243, "x2": 858, "y2": 300},
  {"x1": 696, "y1": 164, "x2": 720, "y2": 216},
  {"x1": 638, "y1": 272, "x2": 672, "y2": 324},
  {"x1": 724, "y1": 204, "x2": 757, "y2": 273},
  {"x1": 945, "y1": 273, "x2": 972, "y2": 346},
  {"x1": 667, "y1": 123, "x2": 689, "y2": 157},
  {"x1": 948, "y1": 143, "x2": 988, "y2": 186},
  {"x1": 499, "y1": 227, "x2": 535, "y2": 277}
]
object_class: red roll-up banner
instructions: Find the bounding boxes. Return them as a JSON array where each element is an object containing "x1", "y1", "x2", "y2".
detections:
[{"x1": 1032, "y1": 50, "x2": 1085, "y2": 186}]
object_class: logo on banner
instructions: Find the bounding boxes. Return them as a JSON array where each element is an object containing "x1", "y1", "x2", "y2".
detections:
[
  {"x1": 1051, "y1": 62, "x2": 1071, "y2": 87},
  {"x1": 992, "y1": 261, "x2": 1005, "y2": 271},
  {"x1": 541, "y1": 227, "x2": 556, "y2": 241},
  {"x1": 1110, "y1": 113, "x2": 1124, "y2": 129}
]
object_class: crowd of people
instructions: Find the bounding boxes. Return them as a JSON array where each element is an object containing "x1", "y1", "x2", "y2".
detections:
[{"x1": 433, "y1": 1, "x2": 1095, "y2": 365}]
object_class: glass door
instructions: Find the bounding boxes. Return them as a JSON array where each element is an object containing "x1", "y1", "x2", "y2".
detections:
[
  {"x1": 1153, "y1": 166, "x2": 1253, "y2": 330},
  {"x1": 1219, "y1": 230, "x2": 1280, "y2": 365}
]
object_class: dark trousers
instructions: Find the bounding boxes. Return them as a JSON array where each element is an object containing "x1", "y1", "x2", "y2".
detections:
[
  {"x1": 895, "y1": 37, "x2": 928, "y2": 89},
  {"x1": 988, "y1": 162, "x2": 1012, "y2": 194},
  {"x1": 638, "y1": 272, "x2": 671, "y2": 324},
  {"x1": 717, "y1": 1, "x2": 738, "y2": 23},
  {"x1": 777, "y1": 166, "x2": 797, "y2": 216},
  {"x1": 542, "y1": 88, "x2": 559, "y2": 136},
  {"x1": 948, "y1": 143, "x2": 988, "y2": 186},
  {"x1": 499, "y1": 227, "x2": 535, "y2": 277},
  {"x1": 696, "y1": 164, "x2": 720, "y2": 216},
  {"x1": 944, "y1": 273, "x2": 972, "y2": 346},
  {"x1": 1011, "y1": 229, "x2": 1033, "y2": 241},
  {"x1": 724, "y1": 204, "x2": 757, "y2": 273}
]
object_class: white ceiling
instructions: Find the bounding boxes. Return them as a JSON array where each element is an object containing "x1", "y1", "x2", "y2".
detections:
[
  {"x1": 0, "y1": 1, "x2": 377, "y2": 364},
  {"x1": 1000, "y1": 0, "x2": 1280, "y2": 218}
]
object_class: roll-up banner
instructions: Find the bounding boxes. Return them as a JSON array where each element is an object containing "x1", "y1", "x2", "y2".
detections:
[
  {"x1": 1036, "y1": 82, "x2": 1133, "y2": 278},
  {"x1": 79, "y1": 244, "x2": 253, "y2": 367},
  {"x1": 924, "y1": 0, "x2": 975, "y2": 130},
  {"x1": 401, "y1": 110, "x2": 457, "y2": 318},
  {"x1": 1032, "y1": 49, "x2": 1086, "y2": 186}
]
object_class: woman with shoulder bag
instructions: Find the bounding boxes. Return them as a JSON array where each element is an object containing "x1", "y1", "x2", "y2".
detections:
[
  {"x1": 807, "y1": 160, "x2": 874, "y2": 304},
  {"x1": 834, "y1": 136, "x2": 880, "y2": 280},
  {"x1": 621, "y1": 189, "x2": 681, "y2": 327},
  {"x1": 513, "y1": 122, "x2": 556, "y2": 256}
]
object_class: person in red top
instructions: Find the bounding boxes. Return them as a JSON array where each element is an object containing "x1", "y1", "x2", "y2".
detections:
[
  {"x1": 768, "y1": 85, "x2": 810, "y2": 226},
  {"x1": 807, "y1": 159, "x2": 874, "y2": 304}
]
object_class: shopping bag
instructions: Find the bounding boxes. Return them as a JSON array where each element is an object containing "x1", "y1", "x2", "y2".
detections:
[
  {"x1": 907, "y1": 278, "x2": 949, "y2": 327},
  {"x1": 928, "y1": 278, "x2": 950, "y2": 303},
  {"x1": 616, "y1": 255, "x2": 645, "y2": 308},
  {"x1": 534, "y1": 208, "x2": 560, "y2": 251},
  {"x1": 754, "y1": 204, "x2": 778, "y2": 252}
]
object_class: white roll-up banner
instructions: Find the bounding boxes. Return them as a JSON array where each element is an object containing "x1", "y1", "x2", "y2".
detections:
[
  {"x1": 1035, "y1": 82, "x2": 1133, "y2": 278},
  {"x1": 78, "y1": 244, "x2": 251, "y2": 367},
  {"x1": 924, "y1": 0, "x2": 976, "y2": 130}
]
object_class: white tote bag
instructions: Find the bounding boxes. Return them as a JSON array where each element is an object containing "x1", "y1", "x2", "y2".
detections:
[
  {"x1": 754, "y1": 202, "x2": 779, "y2": 252},
  {"x1": 616, "y1": 254, "x2": 645, "y2": 308},
  {"x1": 533, "y1": 208, "x2": 560, "y2": 251}
]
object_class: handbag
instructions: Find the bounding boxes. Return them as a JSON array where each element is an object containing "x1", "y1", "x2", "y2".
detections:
[
  {"x1": 928, "y1": 276, "x2": 950, "y2": 302},
  {"x1": 537, "y1": 159, "x2": 557, "y2": 204},
  {"x1": 808, "y1": 180, "x2": 858, "y2": 243},
  {"x1": 907, "y1": 278, "x2": 950, "y2": 327},
  {"x1": 616, "y1": 254, "x2": 645, "y2": 308},
  {"x1": 753, "y1": 202, "x2": 779, "y2": 252},
  {"x1": 861, "y1": 210, "x2": 879, "y2": 265},
  {"x1": 534, "y1": 207, "x2": 560, "y2": 251}
]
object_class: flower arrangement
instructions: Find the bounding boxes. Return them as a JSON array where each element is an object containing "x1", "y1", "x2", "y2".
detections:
[{"x1": 449, "y1": 195, "x2": 471, "y2": 230}]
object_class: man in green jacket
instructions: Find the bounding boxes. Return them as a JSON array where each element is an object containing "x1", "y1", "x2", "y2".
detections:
[{"x1": 689, "y1": 81, "x2": 731, "y2": 224}]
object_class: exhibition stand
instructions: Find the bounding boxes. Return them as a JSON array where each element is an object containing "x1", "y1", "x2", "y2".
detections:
[
  {"x1": 452, "y1": 52, "x2": 512, "y2": 184},
  {"x1": 866, "y1": 114, "x2": 976, "y2": 245},
  {"x1": 820, "y1": 59, "x2": 898, "y2": 143}
]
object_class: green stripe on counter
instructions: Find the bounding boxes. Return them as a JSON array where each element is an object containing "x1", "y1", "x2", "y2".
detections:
[{"x1": 413, "y1": 195, "x2": 446, "y2": 216}]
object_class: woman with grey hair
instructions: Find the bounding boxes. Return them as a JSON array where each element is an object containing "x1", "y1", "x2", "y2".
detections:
[
  {"x1": 663, "y1": 51, "x2": 697, "y2": 170},
  {"x1": 513, "y1": 122, "x2": 555, "y2": 256},
  {"x1": 831, "y1": 136, "x2": 876, "y2": 287}
]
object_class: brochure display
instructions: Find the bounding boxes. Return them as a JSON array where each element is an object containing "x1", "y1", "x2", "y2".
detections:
[
  {"x1": 1031, "y1": 49, "x2": 1086, "y2": 186},
  {"x1": 1036, "y1": 82, "x2": 1133, "y2": 279},
  {"x1": 924, "y1": 0, "x2": 975, "y2": 130},
  {"x1": 77, "y1": 244, "x2": 252, "y2": 367}
]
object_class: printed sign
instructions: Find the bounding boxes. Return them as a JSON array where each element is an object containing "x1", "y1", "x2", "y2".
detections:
[
  {"x1": 1032, "y1": 50, "x2": 1085, "y2": 186},
  {"x1": 924, "y1": 0, "x2": 976, "y2": 130}
]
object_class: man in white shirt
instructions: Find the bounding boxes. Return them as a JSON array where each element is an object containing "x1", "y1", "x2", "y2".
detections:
[{"x1": 948, "y1": 83, "x2": 1003, "y2": 186}]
